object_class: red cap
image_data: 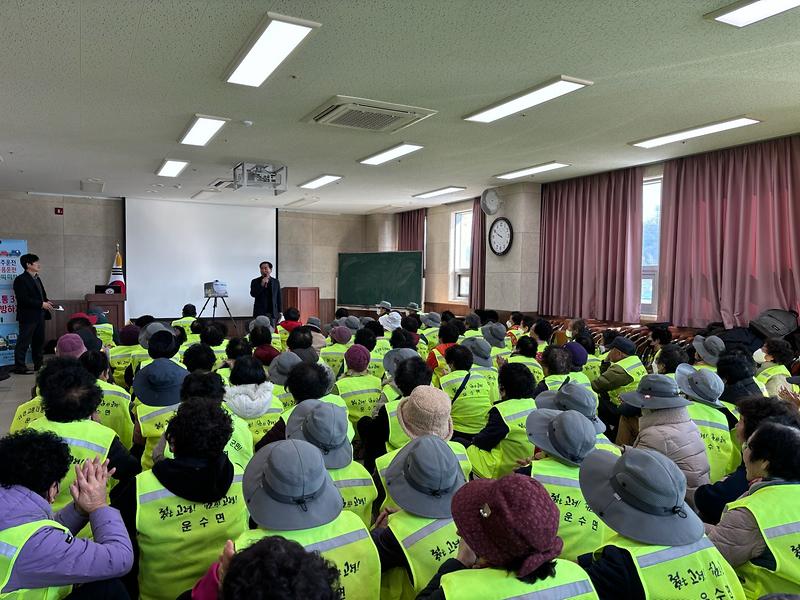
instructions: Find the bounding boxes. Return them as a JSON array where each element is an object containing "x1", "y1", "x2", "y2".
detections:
[{"x1": 69, "y1": 312, "x2": 97, "y2": 325}]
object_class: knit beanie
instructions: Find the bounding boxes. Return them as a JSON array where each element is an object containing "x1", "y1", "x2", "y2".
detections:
[
  {"x1": 344, "y1": 344, "x2": 370, "y2": 372},
  {"x1": 397, "y1": 385, "x2": 453, "y2": 441},
  {"x1": 119, "y1": 324, "x2": 140, "y2": 346},
  {"x1": 565, "y1": 341, "x2": 589, "y2": 367},
  {"x1": 330, "y1": 326, "x2": 352, "y2": 345},
  {"x1": 56, "y1": 333, "x2": 87, "y2": 359},
  {"x1": 465, "y1": 313, "x2": 482, "y2": 329}
]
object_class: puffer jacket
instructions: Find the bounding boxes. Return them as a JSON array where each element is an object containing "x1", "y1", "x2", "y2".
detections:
[
  {"x1": 224, "y1": 381, "x2": 276, "y2": 419},
  {"x1": 634, "y1": 406, "x2": 710, "y2": 507}
]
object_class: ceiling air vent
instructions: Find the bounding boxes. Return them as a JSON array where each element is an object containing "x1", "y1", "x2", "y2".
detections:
[
  {"x1": 208, "y1": 178, "x2": 236, "y2": 190},
  {"x1": 303, "y1": 96, "x2": 437, "y2": 133}
]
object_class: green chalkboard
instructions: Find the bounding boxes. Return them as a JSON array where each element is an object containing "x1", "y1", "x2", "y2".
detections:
[{"x1": 337, "y1": 251, "x2": 423, "y2": 307}]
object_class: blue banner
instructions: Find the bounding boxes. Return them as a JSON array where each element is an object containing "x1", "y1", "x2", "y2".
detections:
[{"x1": 0, "y1": 239, "x2": 28, "y2": 366}]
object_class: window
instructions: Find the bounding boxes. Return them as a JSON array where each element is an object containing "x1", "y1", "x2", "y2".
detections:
[
  {"x1": 451, "y1": 209, "x2": 473, "y2": 300},
  {"x1": 641, "y1": 178, "x2": 662, "y2": 316}
]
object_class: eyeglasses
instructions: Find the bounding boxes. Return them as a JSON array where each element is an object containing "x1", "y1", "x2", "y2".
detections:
[{"x1": 741, "y1": 440, "x2": 749, "y2": 451}]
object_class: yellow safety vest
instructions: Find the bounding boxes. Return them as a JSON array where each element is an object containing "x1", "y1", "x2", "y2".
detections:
[
  {"x1": 382, "y1": 511, "x2": 459, "y2": 600},
  {"x1": 457, "y1": 330, "x2": 482, "y2": 343},
  {"x1": 594, "y1": 434, "x2": 622, "y2": 456},
  {"x1": 271, "y1": 383, "x2": 295, "y2": 410},
  {"x1": 490, "y1": 346, "x2": 511, "y2": 370},
  {"x1": 583, "y1": 355, "x2": 603, "y2": 382},
  {"x1": 9, "y1": 396, "x2": 45, "y2": 433},
  {"x1": 755, "y1": 364, "x2": 800, "y2": 393},
  {"x1": 237, "y1": 511, "x2": 380, "y2": 600},
  {"x1": 96, "y1": 379, "x2": 134, "y2": 449},
  {"x1": 136, "y1": 402, "x2": 180, "y2": 471},
  {"x1": 686, "y1": 402, "x2": 734, "y2": 483},
  {"x1": 93, "y1": 322, "x2": 115, "y2": 347},
  {"x1": 384, "y1": 399, "x2": 411, "y2": 453},
  {"x1": 430, "y1": 347, "x2": 450, "y2": 388},
  {"x1": 506, "y1": 328, "x2": 528, "y2": 347},
  {"x1": 531, "y1": 456, "x2": 613, "y2": 561},
  {"x1": 108, "y1": 344, "x2": 137, "y2": 389},
  {"x1": 467, "y1": 398, "x2": 536, "y2": 479},
  {"x1": 135, "y1": 465, "x2": 247, "y2": 600},
  {"x1": 170, "y1": 316, "x2": 196, "y2": 337},
  {"x1": 600, "y1": 534, "x2": 744, "y2": 600},
  {"x1": 440, "y1": 559, "x2": 598, "y2": 600},
  {"x1": 28, "y1": 418, "x2": 115, "y2": 511},
  {"x1": 214, "y1": 367, "x2": 231, "y2": 386},
  {"x1": 727, "y1": 482, "x2": 800, "y2": 598},
  {"x1": 367, "y1": 350, "x2": 386, "y2": 380},
  {"x1": 471, "y1": 365, "x2": 500, "y2": 404},
  {"x1": 321, "y1": 343, "x2": 350, "y2": 377},
  {"x1": 335, "y1": 375, "x2": 382, "y2": 426},
  {"x1": 224, "y1": 401, "x2": 284, "y2": 446},
  {"x1": 282, "y1": 397, "x2": 355, "y2": 442},
  {"x1": 328, "y1": 460, "x2": 378, "y2": 527},
  {"x1": 439, "y1": 370, "x2": 492, "y2": 434},
  {"x1": 556, "y1": 371, "x2": 599, "y2": 404},
  {"x1": 376, "y1": 443, "x2": 471, "y2": 513},
  {"x1": 419, "y1": 327, "x2": 439, "y2": 353},
  {"x1": 0, "y1": 520, "x2": 73, "y2": 600},
  {"x1": 507, "y1": 355, "x2": 544, "y2": 384},
  {"x1": 607, "y1": 356, "x2": 648, "y2": 406},
  {"x1": 374, "y1": 337, "x2": 392, "y2": 359}
]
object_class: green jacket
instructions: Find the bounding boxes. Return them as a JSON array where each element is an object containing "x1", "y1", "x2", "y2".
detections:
[{"x1": 591, "y1": 362, "x2": 634, "y2": 392}]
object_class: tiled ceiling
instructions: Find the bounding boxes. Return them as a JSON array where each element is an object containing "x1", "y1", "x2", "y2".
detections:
[{"x1": 0, "y1": 0, "x2": 799, "y2": 213}]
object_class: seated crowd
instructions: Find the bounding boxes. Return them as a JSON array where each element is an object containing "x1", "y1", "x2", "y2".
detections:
[{"x1": 3, "y1": 304, "x2": 800, "y2": 599}]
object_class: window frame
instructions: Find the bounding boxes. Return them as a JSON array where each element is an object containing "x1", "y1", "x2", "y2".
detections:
[
  {"x1": 450, "y1": 209, "x2": 473, "y2": 302},
  {"x1": 640, "y1": 177, "x2": 662, "y2": 317}
]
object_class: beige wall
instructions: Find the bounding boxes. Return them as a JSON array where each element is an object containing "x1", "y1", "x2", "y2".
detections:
[
  {"x1": 277, "y1": 211, "x2": 367, "y2": 299},
  {"x1": 424, "y1": 199, "x2": 473, "y2": 305},
  {"x1": 364, "y1": 213, "x2": 397, "y2": 252},
  {"x1": 484, "y1": 182, "x2": 541, "y2": 312},
  {"x1": 0, "y1": 192, "x2": 124, "y2": 300}
]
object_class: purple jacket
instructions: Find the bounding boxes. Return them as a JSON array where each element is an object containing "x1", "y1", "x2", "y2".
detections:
[{"x1": 0, "y1": 485, "x2": 133, "y2": 593}]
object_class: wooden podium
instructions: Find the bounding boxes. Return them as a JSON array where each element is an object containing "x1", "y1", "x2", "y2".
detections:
[
  {"x1": 281, "y1": 287, "x2": 319, "y2": 323},
  {"x1": 85, "y1": 293, "x2": 126, "y2": 330}
]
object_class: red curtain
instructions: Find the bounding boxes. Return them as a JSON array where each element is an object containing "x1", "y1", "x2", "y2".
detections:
[
  {"x1": 658, "y1": 135, "x2": 800, "y2": 328},
  {"x1": 538, "y1": 167, "x2": 643, "y2": 322},
  {"x1": 468, "y1": 197, "x2": 486, "y2": 309},
  {"x1": 397, "y1": 208, "x2": 426, "y2": 252}
]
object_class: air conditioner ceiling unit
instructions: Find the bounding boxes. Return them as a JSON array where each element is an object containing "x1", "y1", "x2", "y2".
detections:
[{"x1": 304, "y1": 95, "x2": 437, "y2": 133}]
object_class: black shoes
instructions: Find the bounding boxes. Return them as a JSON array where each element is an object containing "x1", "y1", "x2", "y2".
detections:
[{"x1": 11, "y1": 367, "x2": 35, "y2": 375}]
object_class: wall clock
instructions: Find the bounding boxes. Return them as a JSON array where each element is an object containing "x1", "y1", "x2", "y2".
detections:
[{"x1": 489, "y1": 217, "x2": 513, "y2": 256}]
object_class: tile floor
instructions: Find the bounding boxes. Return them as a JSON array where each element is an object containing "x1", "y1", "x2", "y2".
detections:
[{"x1": 0, "y1": 371, "x2": 36, "y2": 432}]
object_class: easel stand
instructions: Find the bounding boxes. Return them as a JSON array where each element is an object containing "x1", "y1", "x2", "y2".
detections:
[{"x1": 198, "y1": 295, "x2": 239, "y2": 336}]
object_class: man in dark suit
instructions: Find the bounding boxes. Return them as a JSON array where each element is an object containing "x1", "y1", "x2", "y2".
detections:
[
  {"x1": 12, "y1": 253, "x2": 54, "y2": 374},
  {"x1": 249, "y1": 260, "x2": 281, "y2": 322}
]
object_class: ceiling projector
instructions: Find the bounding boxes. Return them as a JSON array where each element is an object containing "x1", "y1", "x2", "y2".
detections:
[{"x1": 233, "y1": 162, "x2": 288, "y2": 196}]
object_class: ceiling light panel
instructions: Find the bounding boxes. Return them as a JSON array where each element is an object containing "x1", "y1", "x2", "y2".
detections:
[
  {"x1": 412, "y1": 186, "x2": 467, "y2": 199},
  {"x1": 179, "y1": 115, "x2": 229, "y2": 146},
  {"x1": 226, "y1": 12, "x2": 321, "y2": 87},
  {"x1": 495, "y1": 161, "x2": 570, "y2": 180},
  {"x1": 157, "y1": 160, "x2": 189, "y2": 177},
  {"x1": 299, "y1": 174, "x2": 342, "y2": 189},
  {"x1": 630, "y1": 117, "x2": 760, "y2": 149},
  {"x1": 359, "y1": 143, "x2": 424, "y2": 166},
  {"x1": 464, "y1": 75, "x2": 593, "y2": 123},
  {"x1": 706, "y1": 0, "x2": 800, "y2": 27}
]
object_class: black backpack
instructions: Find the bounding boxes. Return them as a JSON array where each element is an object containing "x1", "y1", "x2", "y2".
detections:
[{"x1": 749, "y1": 309, "x2": 799, "y2": 339}]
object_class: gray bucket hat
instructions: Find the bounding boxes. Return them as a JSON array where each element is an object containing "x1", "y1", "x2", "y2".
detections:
[
  {"x1": 406, "y1": 302, "x2": 421, "y2": 311},
  {"x1": 306, "y1": 317, "x2": 322, "y2": 332},
  {"x1": 620, "y1": 374, "x2": 690, "y2": 410},
  {"x1": 133, "y1": 358, "x2": 188, "y2": 406},
  {"x1": 383, "y1": 347, "x2": 419, "y2": 379},
  {"x1": 248, "y1": 315, "x2": 273, "y2": 333},
  {"x1": 243, "y1": 439, "x2": 343, "y2": 531},
  {"x1": 385, "y1": 435, "x2": 465, "y2": 518},
  {"x1": 579, "y1": 446, "x2": 704, "y2": 546},
  {"x1": 343, "y1": 316, "x2": 362, "y2": 332},
  {"x1": 481, "y1": 322, "x2": 507, "y2": 348},
  {"x1": 286, "y1": 400, "x2": 352, "y2": 470},
  {"x1": 535, "y1": 382, "x2": 606, "y2": 434},
  {"x1": 692, "y1": 335, "x2": 725, "y2": 366},
  {"x1": 526, "y1": 409, "x2": 598, "y2": 466},
  {"x1": 675, "y1": 364, "x2": 724, "y2": 407},
  {"x1": 377, "y1": 300, "x2": 392, "y2": 310},
  {"x1": 138, "y1": 322, "x2": 168, "y2": 349},
  {"x1": 461, "y1": 337, "x2": 492, "y2": 368},
  {"x1": 464, "y1": 313, "x2": 482, "y2": 329},
  {"x1": 421, "y1": 312, "x2": 441, "y2": 328},
  {"x1": 359, "y1": 316, "x2": 375, "y2": 326},
  {"x1": 268, "y1": 351, "x2": 302, "y2": 386}
]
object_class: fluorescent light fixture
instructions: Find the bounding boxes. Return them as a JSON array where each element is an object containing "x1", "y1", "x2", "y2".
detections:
[
  {"x1": 630, "y1": 116, "x2": 760, "y2": 149},
  {"x1": 464, "y1": 75, "x2": 593, "y2": 123},
  {"x1": 299, "y1": 174, "x2": 342, "y2": 189},
  {"x1": 226, "y1": 12, "x2": 321, "y2": 87},
  {"x1": 413, "y1": 186, "x2": 467, "y2": 199},
  {"x1": 179, "y1": 115, "x2": 229, "y2": 146},
  {"x1": 705, "y1": 0, "x2": 800, "y2": 27},
  {"x1": 495, "y1": 161, "x2": 570, "y2": 180},
  {"x1": 284, "y1": 198, "x2": 319, "y2": 208},
  {"x1": 157, "y1": 159, "x2": 189, "y2": 177},
  {"x1": 359, "y1": 143, "x2": 423, "y2": 166}
]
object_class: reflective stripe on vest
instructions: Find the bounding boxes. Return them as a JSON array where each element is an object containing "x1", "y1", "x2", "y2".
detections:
[
  {"x1": 727, "y1": 482, "x2": 800, "y2": 597},
  {"x1": 471, "y1": 365, "x2": 500, "y2": 404},
  {"x1": 96, "y1": 380, "x2": 134, "y2": 449},
  {"x1": 387, "y1": 512, "x2": 459, "y2": 593},
  {"x1": 94, "y1": 322, "x2": 115, "y2": 346},
  {"x1": 686, "y1": 402, "x2": 734, "y2": 483},
  {"x1": 0, "y1": 520, "x2": 73, "y2": 600},
  {"x1": 385, "y1": 399, "x2": 411, "y2": 453},
  {"x1": 603, "y1": 534, "x2": 744, "y2": 599},
  {"x1": 531, "y1": 457, "x2": 612, "y2": 561},
  {"x1": 136, "y1": 402, "x2": 180, "y2": 471},
  {"x1": 237, "y1": 511, "x2": 380, "y2": 600},
  {"x1": 136, "y1": 468, "x2": 247, "y2": 600},
  {"x1": 336, "y1": 375, "x2": 382, "y2": 422},
  {"x1": 607, "y1": 356, "x2": 648, "y2": 406},
  {"x1": 440, "y1": 558, "x2": 598, "y2": 600},
  {"x1": 467, "y1": 398, "x2": 535, "y2": 480},
  {"x1": 329, "y1": 461, "x2": 378, "y2": 527},
  {"x1": 440, "y1": 370, "x2": 492, "y2": 434},
  {"x1": 507, "y1": 355, "x2": 544, "y2": 383}
]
